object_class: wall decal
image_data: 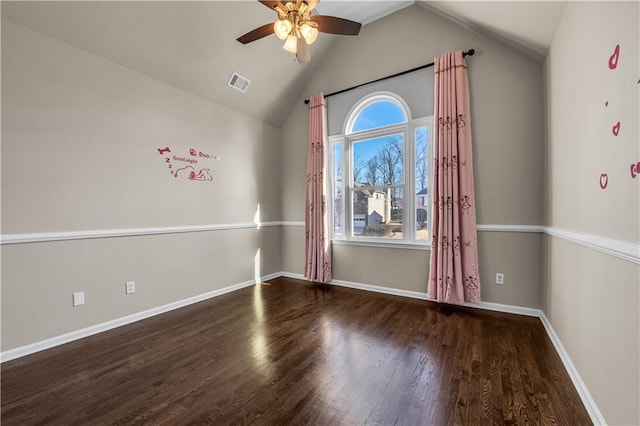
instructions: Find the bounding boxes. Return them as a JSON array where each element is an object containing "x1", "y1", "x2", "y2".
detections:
[
  {"x1": 608, "y1": 44, "x2": 620, "y2": 70},
  {"x1": 612, "y1": 121, "x2": 621, "y2": 136},
  {"x1": 157, "y1": 146, "x2": 219, "y2": 182},
  {"x1": 604, "y1": 101, "x2": 609, "y2": 107},
  {"x1": 631, "y1": 162, "x2": 640, "y2": 179},
  {"x1": 173, "y1": 165, "x2": 213, "y2": 181},
  {"x1": 599, "y1": 173, "x2": 609, "y2": 189}
]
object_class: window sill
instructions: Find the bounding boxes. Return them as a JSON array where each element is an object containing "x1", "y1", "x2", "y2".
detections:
[{"x1": 331, "y1": 239, "x2": 430, "y2": 251}]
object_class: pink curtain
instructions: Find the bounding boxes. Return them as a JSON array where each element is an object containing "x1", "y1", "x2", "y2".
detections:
[
  {"x1": 305, "y1": 92, "x2": 332, "y2": 283},
  {"x1": 428, "y1": 50, "x2": 481, "y2": 304}
]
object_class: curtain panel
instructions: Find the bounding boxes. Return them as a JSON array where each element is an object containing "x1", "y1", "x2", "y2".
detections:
[
  {"x1": 305, "y1": 92, "x2": 332, "y2": 283},
  {"x1": 428, "y1": 50, "x2": 481, "y2": 304}
]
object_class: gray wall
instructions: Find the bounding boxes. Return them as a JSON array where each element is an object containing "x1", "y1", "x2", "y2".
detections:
[
  {"x1": 1, "y1": 20, "x2": 282, "y2": 351},
  {"x1": 281, "y1": 4, "x2": 545, "y2": 308},
  {"x1": 3, "y1": 3, "x2": 639, "y2": 424},
  {"x1": 543, "y1": 2, "x2": 639, "y2": 424}
]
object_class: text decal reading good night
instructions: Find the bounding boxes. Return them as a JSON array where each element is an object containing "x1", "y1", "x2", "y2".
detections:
[{"x1": 157, "y1": 147, "x2": 220, "y2": 182}]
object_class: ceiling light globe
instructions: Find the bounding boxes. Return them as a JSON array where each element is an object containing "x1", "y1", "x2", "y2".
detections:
[
  {"x1": 274, "y1": 19, "x2": 292, "y2": 40},
  {"x1": 283, "y1": 34, "x2": 298, "y2": 53},
  {"x1": 300, "y1": 24, "x2": 319, "y2": 45}
]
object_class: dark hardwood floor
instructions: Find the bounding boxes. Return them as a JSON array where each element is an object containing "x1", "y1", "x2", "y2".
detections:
[{"x1": 2, "y1": 277, "x2": 591, "y2": 425}]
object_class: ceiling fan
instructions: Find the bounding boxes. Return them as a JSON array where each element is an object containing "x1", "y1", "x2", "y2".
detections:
[{"x1": 237, "y1": 0, "x2": 362, "y2": 64}]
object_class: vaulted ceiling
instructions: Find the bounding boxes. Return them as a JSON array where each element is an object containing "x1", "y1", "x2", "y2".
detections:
[{"x1": 1, "y1": 1, "x2": 566, "y2": 127}]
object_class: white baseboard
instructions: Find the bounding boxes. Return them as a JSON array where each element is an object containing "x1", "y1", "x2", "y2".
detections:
[
  {"x1": 279, "y1": 271, "x2": 605, "y2": 425},
  {"x1": 1, "y1": 270, "x2": 605, "y2": 426},
  {"x1": 282, "y1": 271, "x2": 540, "y2": 317},
  {"x1": 0, "y1": 271, "x2": 282, "y2": 363},
  {"x1": 282, "y1": 271, "x2": 432, "y2": 301},
  {"x1": 469, "y1": 300, "x2": 541, "y2": 317},
  {"x1": 538, "y1": 312, "x2": 607, "y2": 425}
]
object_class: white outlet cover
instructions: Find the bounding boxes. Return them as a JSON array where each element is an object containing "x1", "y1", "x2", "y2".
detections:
[
  {"x1": 73, "y1": 291, "x2": 85, "y2": 306},
  {"x1": 125, "y1": 281, "x2": 135, "y2": 294}
]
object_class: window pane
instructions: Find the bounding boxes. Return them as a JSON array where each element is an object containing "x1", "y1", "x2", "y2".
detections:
[
  {"x1": 352, "y1": 187, "x2": 404, "y2": 239},
  {"x1": 353, "y1": 134, "x2": 404, "y2": 185},
  {"x1": 352, "y1": 101, "x2": 407, "y2": 133},
  {"x1": 415, "y1": 127, "x2": 428, "y2": 241},
  {"x1": 333, "y1": 143, "x2": 343, "y2": 236}
]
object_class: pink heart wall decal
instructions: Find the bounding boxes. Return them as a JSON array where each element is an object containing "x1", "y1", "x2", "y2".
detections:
[
  {"x1": 631, "y1": 162, "x2": 640, "y2": 179},
  {"x1": 609, "y1": 44, "x2": 620, "y2": 70},
  {"x1": 600, "y1": 173, "x2": 608, "y2": 189},
  {"x1": 612, "y1": 122, "x2": 621, "y2": 136}
]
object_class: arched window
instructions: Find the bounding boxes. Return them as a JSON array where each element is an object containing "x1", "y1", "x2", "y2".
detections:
[
  {"x1": 348, "y1": 97, "x2": 408, "y2": 133},
  {"x1": 329, "y1": 92, "x2": 433, "y2": 245}
]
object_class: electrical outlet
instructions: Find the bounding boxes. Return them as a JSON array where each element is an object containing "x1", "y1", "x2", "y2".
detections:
[
  {"x1": 125, "y1": 281, "x2": 135, "y2": 294},
  {"x1": 73, "y1": 291, "x2": 85, "y2": 306},
  {"x1": 496, "y1": 273, "x2": 505, "y2": 285}
]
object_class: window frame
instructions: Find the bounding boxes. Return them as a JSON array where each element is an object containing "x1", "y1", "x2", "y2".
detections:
[{"x1": 328, "y1": 92, "x2": 433, "y2": 249}]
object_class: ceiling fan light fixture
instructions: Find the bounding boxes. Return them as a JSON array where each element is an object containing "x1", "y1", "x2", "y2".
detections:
[
  {"x1": 237, "y1": 0, "x2": 363, "y2": 64},
  {"x1": 299, "y1": 23, "x2": 318, "y2": 45},
  {"x1": 274, "y1": 19, "x2": 292, "y2": 40},
  {"x1": 283, "y1": 34, "x2": 298, "y2": 53}
]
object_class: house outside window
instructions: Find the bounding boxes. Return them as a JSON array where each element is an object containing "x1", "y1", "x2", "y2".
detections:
[{"x1": 329, "y1": 92, "x2": 432, "y2": 247}]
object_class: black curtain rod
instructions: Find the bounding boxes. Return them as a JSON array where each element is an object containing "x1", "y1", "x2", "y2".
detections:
[{"x1": 304, "y1": 48, "x2": 475, "y2": 105}]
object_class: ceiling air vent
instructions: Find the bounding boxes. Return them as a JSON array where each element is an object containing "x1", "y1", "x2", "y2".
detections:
[{"x1": 227, "y1": 72, "x2": 250, "y2": 93}]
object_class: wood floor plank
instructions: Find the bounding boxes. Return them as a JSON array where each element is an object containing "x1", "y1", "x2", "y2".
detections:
[{"x1": 1, "y1": 277, "x2": 592, "y2": 425}]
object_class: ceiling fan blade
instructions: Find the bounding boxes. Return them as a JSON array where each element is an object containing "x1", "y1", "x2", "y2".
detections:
[
  {"x1": 296, "y1": 37, "x2": 311, "y2": 64},
  {"x1": 237, "y1": 22, "x2": 275, "y2": 44},
  {"x1": 258, "y1": 1, "x2": 286, "y2": 12},
  {"x1": 310, "y1": 15, "x2": 361, "y2": 35}
]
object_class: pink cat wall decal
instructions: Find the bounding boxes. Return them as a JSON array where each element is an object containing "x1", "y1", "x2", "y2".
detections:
[
  {"x1": 608, "y1": 44, "x2": 620, "y2": 70},
  {"x1": 173, "y1": 165, "x2": 213, "y2": 181},
  {"x1": 158, "y1": 146, "x2": 217, "y2": 182}
]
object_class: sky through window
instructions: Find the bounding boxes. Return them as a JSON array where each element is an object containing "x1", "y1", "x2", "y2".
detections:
[
  {"x1": 350, "y1": 100, "x2": 407, "y2": 169},
  {"x1": 351, "y1": 100, "x2": 406, "y2": 133}
]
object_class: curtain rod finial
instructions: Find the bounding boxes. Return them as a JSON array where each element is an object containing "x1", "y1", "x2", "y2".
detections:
[{"x1": 466, "y1": 49, "x2": 475, "y2": 56}]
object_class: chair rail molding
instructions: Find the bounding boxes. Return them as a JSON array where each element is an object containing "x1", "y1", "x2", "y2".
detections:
[
  {"x1": 543, "y1": 227, "x2": 639, "y2": 264},
  {"x1": 0, "y1": 222, "x2": 287, "y2": 245},
  {"x1": 3, "y1": 222, "x2": 637, "y2": 264}
]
